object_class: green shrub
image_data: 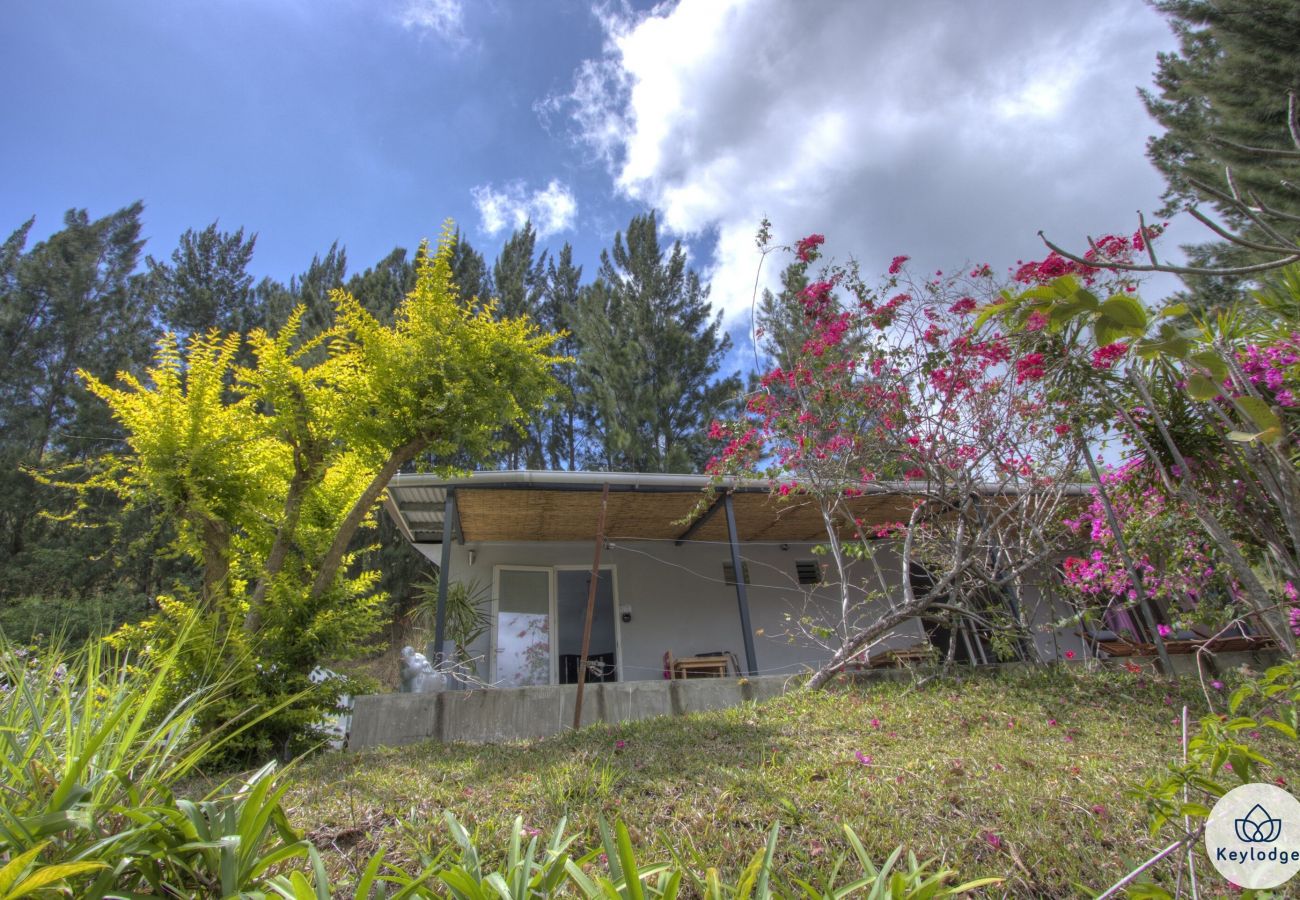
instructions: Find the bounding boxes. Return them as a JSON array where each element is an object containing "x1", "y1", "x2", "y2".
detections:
[{"x1": 0, "y1": 587, "x2": 153, "y2": 646}]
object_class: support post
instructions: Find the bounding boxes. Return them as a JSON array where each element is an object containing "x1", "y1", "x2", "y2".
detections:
[
  {"x1": 724, "y1": 492, "x2": 759, "y2": 676},
  {"x1": 432, "y1": 489, "x2": 455, "y2": 668},
  {"x1": 573, "y1": 483, "x2": 610, "y2": 730}
]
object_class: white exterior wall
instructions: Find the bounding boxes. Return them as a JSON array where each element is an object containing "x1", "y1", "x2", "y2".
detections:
[{"x1": 414, "y1": 535, "x2": 1086, "y2": 685}]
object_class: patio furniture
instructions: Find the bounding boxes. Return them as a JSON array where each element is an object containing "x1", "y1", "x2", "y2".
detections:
[
  {"x1": 666, "y1": 652, "x2": 731, "y2": 679},
  {"x1": 857, "y1": 644, "x2": 935, "y2": 669},
  {"x1": 1085, "y1": 632, "x2": 1276, "y2": 658}
]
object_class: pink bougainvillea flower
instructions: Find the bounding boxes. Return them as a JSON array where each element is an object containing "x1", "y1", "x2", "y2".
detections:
[
  {"x1": 615, "y1": 739, "x2": 626, "y2": 749},
  {"x1": 1064, "y1": 650, "x2": 1076, "y2": 660},
  {"x1": 1157, "y1": 624, "x2": 1172, "y2": 638},
  {"x1": 1211, "y1": 680, "x2": 1224, "y2": 691},
  {"x1": 1048, "y1": 718, "x2": 1058, "y2": 727},
  {"x1": 795, "y1": 233, "x2": 825, "y2": 262},
  {"x1": 870, "y1": 717, "x2": 881, "y2": 729},
  {"x1": 1024, "y1": 310, "x2": 1050, "y2": 331},
  {"x1": 1015, "y1": 353, "x2": 1046, "y2": 384},
  {"x1": 983, "y1": 831, "x2": 1002, "y2": 850},
  {"x1": 855, "y1": 751, "x2": 873, "y2": 766},
  {"x1": 888, "y1": 254, "x2": 909, "y2": 275},
  {"x1": 1090, "y1": 342, "x2": 1129, "y2": 370}
]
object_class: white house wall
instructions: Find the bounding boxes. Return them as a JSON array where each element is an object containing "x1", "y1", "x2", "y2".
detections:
[{"x1": 411, "y1": 535, "x2": 1086, "y2": 684}]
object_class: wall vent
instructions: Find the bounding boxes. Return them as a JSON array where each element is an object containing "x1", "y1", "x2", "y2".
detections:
[
  {"x1": 795, "y1": 559, "x2": 822, "y2": 585},
  {"x1": 722, "y1": 561, "x2": 751, "y2": 585}
]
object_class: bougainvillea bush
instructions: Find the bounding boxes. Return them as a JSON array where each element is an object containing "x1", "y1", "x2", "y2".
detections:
[
  {"x1": 984, "y1": 239, "x2": 1300, "y2": 652},
  {"x1": 707, "y1": 228, "x2": 1084, "y2": 688}
]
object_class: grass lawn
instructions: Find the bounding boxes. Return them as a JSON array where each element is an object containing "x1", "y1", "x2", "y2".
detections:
[{"x1": 284, "y1": 667, "x2": 1300, "y2": 896}]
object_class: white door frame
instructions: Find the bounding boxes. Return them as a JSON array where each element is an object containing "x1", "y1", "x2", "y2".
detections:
[
  {"x1": 489, "y1": 565, "x2": 557, "y2": 686},
  {"x1": 554, "y1": 564, "x2": 624, "y2": 683}
]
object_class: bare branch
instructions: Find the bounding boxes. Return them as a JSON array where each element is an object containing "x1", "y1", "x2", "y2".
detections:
[{"x1": 1038, "y1": 230, "x2": 1300, "y2": 277}]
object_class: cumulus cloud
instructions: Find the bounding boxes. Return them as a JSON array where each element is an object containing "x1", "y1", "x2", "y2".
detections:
[
  {"x1": 471, "y1": 179, "x2": 579, "y2": 237},
  {"x1": 395, "y1": 0, "x2": 465, "y2": 43},
  {"x1": 549, "y1": 0, "x2": 1191, "y2": 325}
]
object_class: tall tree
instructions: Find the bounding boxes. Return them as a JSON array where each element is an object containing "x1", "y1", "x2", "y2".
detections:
[
  {"x1": 147, "y1": 223, "x2": 258, "y2": 337},
  {"x1": 450, "y1": 228, "x2": 492, "y2": 309},
  {"x1": 1142, "y1": 0, "x2": 1300, "y2": 305},
  {"x1": 83, "y1": 228, "x2": 561, "y2": 755},
  {"x1": 259, "y1": 242, "x2": 348, "y2": 337},
  {"x1": 573, "y1": 212, "x2": 740, "y2": 473},
  {"x1": 491, "y1": 223, "x2": 549, "y2": 468},
  {"x1": 0, "y1": 205, "x2": 159, "y2": 598},
  {"x1": 542, "y1": 244, "x2": 584, "y2": 470},
  {"x1": 346, "y1": 247, "x2": 415, "y2": 325}
]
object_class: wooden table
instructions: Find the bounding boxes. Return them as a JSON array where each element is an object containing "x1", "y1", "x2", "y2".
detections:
[{"x1": 672, "y1": 655, "x2": 730, "y2": 678}]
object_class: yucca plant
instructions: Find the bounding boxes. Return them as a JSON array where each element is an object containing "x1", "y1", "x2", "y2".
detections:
[{"x1": 0, "y1": 615, "x2": 308, "y2": 897}]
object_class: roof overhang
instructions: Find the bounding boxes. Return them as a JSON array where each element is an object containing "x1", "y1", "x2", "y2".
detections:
[{"x1": 384, "y1": 470, "x2": 1077, "y2": 546}]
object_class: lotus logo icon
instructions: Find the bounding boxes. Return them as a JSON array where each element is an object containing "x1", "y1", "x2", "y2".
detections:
[
  {"x1": 1208, "y1": 783, "x2": 1300, "y2": 889},
  {"x1": 1236, "y1": 803, "x2": 1283, "y2": 843}
]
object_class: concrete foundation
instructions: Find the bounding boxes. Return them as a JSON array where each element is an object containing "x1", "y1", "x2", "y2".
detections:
[{"x1": 347, "y1": 674, "x2": 799, "y2": 750}]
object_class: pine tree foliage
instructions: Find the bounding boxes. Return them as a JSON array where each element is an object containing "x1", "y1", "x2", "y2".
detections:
[
  {"x1": 0, "y1": 205, "x2": 161, "y2": 606},
  {"x1": 572, "y1": 212, "x2": 740, "y2": 473},
  {"x1": 146, "y1": 223, "x2": 258, "y2": 337},
  {"x1": 1142, "y1": 0, "x2": 1300, "y2": 301},
  {"x1": 542, "y1": 243, "x2": 584, "y2": 470}
]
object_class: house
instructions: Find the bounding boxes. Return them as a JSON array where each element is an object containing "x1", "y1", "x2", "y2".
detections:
[{"x1": 381, "y1": 470, "x2": 1087, "y2": 688}]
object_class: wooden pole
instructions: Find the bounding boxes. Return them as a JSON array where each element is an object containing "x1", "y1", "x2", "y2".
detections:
[{"x1": 573, "y1": 482, "x2": 610, "y2": 730}]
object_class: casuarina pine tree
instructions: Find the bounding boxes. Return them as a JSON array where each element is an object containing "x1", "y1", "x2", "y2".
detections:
[{"x1": 573, "y1": 212, "x2": 740, "y2": 473}]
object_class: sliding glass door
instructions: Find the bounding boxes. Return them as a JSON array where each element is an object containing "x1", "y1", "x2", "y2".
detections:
[
  {"x1": 492, "y1": 567, "x2": 553, "y2": 687},
  {"x1": 491, "y1": 566, "x2": 621, "y2": 686}
]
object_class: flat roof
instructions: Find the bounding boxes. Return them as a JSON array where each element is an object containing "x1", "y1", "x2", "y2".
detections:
[{"x1": 384, "y1": 470, "x2": 1077, "y2": 546}]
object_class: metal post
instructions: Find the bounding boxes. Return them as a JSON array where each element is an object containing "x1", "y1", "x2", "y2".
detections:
[
  {"x1": 573, "y1": 483, "x2": 610, "y2": 730},
  {"x1": 723, "y1": 492, "x2": 759, "y2": 676},
  {"x1": 432, "y1": 489, "x2": 455, "y2": 668}
]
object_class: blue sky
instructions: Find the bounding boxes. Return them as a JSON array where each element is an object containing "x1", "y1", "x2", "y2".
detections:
[{"x1": 4, "y1": 0, "x2": 1194, "y2": 341}]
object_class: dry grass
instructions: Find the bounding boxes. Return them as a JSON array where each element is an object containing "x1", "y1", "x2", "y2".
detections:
[{"x1": 283, "y1": 666, "x2": 1300, "y2": 896}]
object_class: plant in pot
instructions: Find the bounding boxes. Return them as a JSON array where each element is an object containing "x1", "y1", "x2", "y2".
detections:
[{"x1": 411, "y1": 575, "x2": 490, "y2": 688}]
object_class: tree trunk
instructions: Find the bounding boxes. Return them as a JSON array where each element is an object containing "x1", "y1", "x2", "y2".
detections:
[{"x1": 308, "y1": 437, "x2": 426, "y2": 602}]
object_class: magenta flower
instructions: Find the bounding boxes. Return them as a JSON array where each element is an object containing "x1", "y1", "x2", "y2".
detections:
[
  {"x1": 1064, "y1": 650, "x2": 1076, "y2": 660},
  {"x1": 614, "y1": 739, "x2": 626, "y2": 749},
  {"x1": 983, "y1": 831, "x2": 1002, "y2": 850},
  {"x1": 1211, "y1": 680, "x2": 1224, "y2": 691},
  {"x1": 1090, "y1": 342, "x2": 1129, "y2": 370},
  {"x1": 855, "y1": 751, "x2": 873, "y2": 766},
  {"x1": 870, "y1": 717, "x2": 881, "y2": 729},
  {"x1": 795, "y1": 233, "x2": 825, "y2": 262},
  {"x1": 1047, "y1": 718, "x2": 1058, "y2": 727},
  {"x1": 888, "y1": 255, "x2": 909, "y2": 275},
  {"x1": 1157, "y1": 624, "x2": 1172, "y2": 638}
]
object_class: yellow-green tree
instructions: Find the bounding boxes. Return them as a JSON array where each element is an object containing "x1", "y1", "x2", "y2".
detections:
[{"x1": 79, "y1": 226, "x2": 561, "y2": 757}]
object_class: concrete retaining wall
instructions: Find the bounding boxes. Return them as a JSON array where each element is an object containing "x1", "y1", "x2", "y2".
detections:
[
  {"x1": 346, "y1": 649, "x2": 1291, "y2": 751},
  {"x1": 347, "y1": 674, "x2": 796, "y2": 750}
]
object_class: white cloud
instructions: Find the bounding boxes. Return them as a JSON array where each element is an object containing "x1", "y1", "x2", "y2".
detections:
[
  {"x1": 396, "y1": 0, "x2": 465, "y2": 43},
  {"x1": 550, "y1": 0, "x2": 1194, "y2": 326},
  {"x1": 471, "y1": 179, "x2": 579, "y2": 238}
]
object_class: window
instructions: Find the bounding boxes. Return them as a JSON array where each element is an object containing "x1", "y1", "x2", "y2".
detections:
[
  {"x1": 795, "y1": 559, "x2": 822, "y2": 585},
  {"x1": 722, "y1": 561, "x2": 751, "y2": 585}
]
